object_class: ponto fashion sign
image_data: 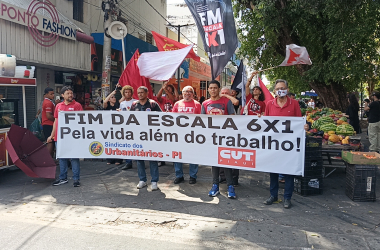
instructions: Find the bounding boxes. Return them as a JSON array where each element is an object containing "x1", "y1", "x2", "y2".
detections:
[
  {"x1": 0, "y1": 0, "x2": 76, "y2": 47},
  {"x1": 57, "y1": 111, "x2": 306, "y2": 176}
]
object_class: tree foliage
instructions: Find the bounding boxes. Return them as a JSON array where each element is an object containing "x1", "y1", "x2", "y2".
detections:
[{"x1": 234, "y1": 0, "x2": 380, "y2": 110}]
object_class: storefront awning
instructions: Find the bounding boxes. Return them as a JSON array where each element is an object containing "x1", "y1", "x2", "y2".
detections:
[{"x1": 92, "y1": 33, "x2": 158, "y2": 61}]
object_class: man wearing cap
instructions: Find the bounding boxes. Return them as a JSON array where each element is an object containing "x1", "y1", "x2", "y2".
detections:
[{"x1": 364, "y1": 92, "x2": 380, "y2": 152}]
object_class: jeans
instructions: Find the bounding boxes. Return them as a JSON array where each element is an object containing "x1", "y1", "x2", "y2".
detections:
[
  {"x1": 136, "y1": 160, "x2": 159, "y2": 182},
  {"x1": 55, "y1": 142, "x2": 80, "y2": 181},
  {"x1": 270, "y1": 173, "x2": 294, "y2": 199},
  {"x1": 174, "y1": 162, "x2": 198, "y2": 179},
  {"x1": 59, "y1": 158, "x2": 80, "y2": 181},
  {"x1": 368, "y1": 121, "x2": 380, "y2": 152},
  {"x1": 212, "y1": 167, "x2": 233, "y2": 186}
]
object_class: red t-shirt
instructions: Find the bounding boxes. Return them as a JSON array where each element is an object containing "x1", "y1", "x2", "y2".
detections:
[
  {"x1": 241, "y1": 94, "x2": 266, "y2": 115},
  {"x1": 264, "y1": 97, "x2": 302, "y2": 117},
  {"x1": 201, "y1": 97, "x2": 235, "y2": 115},
  {"x1": 53, "y1": 100, "x2": 83, "y2": 141},
  {"x1": 41, "y1": 98, "x2": 55, "y2": 126},
  {"x1": 172, "y1": 99, "x2": 202, "y2": 114},
  {"x1": 157, "y1": 96, "x2": 174, "y2": 112}
]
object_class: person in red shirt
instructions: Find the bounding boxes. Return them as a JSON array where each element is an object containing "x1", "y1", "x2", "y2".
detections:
[
  {"x1": 156, "y1": 81, "x2": 178, "y2": 112},
  {"x1": 201, "y1": 80, "x2": 237, "y2": 199},
  {"x1": 241, "y1": 84, "x2": 266, "y2": 115},
  {"x1": 41, "y1": 87, "x2": 55, "y2": 157},
  {"x1": 262, "y1": 79, "x2": 304, "y2": 209},
  {"x1": 47, "y1": 86, "x2": 83, "y2": 188},
  {"x1": 172, "y1": 86, "x2": 201, "y2": 184}
]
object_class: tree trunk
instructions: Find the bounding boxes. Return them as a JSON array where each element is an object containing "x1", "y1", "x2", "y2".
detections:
[{"x1": 309, "y1": 81, "x2": 348, "y2": 111}]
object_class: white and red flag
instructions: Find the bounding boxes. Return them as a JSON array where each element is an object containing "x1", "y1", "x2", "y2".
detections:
[
  {"x1": 137, "y1": 45, "x2": 193, "y2": 81},
  {"x1": 279, "y1": 44, "x2": 312, "y2": 66}
]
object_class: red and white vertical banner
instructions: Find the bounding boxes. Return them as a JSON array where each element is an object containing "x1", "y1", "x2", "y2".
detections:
[{"x1": 57, "y1": 111, "x2": 306, "y2": 175}]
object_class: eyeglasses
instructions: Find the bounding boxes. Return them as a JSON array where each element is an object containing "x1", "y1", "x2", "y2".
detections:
[
  {"x1": 182, "y1": 90, "x2": 193, "y2": 93},
  {"x1": 274, "y1": 87, "x2": 287, "y2": 91}
]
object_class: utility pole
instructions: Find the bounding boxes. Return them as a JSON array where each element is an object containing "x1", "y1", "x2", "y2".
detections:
[
  {"x1": 101, "y1": 0, "x2": 112, "y2": 101},
  {"x1": 167, "y1": 24, "x2": 194, "y2": 93}
]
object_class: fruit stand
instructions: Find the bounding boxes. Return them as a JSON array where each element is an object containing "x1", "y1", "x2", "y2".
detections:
[{"x1": 304, "y1": 107, "x2": 362, "y2": 177}]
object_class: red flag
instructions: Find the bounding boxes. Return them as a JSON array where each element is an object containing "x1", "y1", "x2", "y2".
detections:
[
  {"x1": 258, "y1": 77, "x2": 274, "y2": 102},
  {"x1": 152, "y1": 31, "x2": 200, "y2": 62},
  {"x1": 119, "y1": 49, "x2": 153, "y2": 99}
]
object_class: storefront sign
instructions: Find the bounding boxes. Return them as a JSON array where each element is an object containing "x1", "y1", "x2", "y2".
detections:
[
  {"x1": 189, "y1": 59, "x2": 212, "y2": 78},
  {"x1": 57, "y1": 111, "x2": 306, "y2": 175},
  {"x1": 0, "y1": 77, "x2": 36, "y2": 86},
  {"x1": 0, "y1": 0, "x2": 76, "y2": 47}
]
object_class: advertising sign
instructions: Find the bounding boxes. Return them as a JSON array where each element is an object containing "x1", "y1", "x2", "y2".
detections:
[{"x1": 0, "y1": 0, "x2": 76, "y2": 47}]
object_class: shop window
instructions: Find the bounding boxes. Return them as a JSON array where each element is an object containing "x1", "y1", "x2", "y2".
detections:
[
  {"x1": 138, "y1": 33, "x2": 146, "y2": 41},
  {"x1": 73, "y1": 0, "x2": 84, "y2": 22},
  {"x1": 146, "y1": 32, "x2": 153, "y2": 45}
]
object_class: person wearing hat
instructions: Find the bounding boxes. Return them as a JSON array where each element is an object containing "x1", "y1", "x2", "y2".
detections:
[
  {"x1": 230, "y1": 89, "x2": 242, "y2": 113},
  {"x1": 364, "y1": 92, "x2": 380, "y2": 152}
]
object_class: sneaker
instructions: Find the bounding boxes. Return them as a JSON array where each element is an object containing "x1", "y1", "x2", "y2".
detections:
[
  {"x1": 283, "y1": 199, "x2": 292, "y2": 209},
  {"x1": 174, "y1": 177, "x2": 184, "y2": 184},
  {"x1": 151, "y1": 182, "x2": 159, "y2": 191},
  {"x1": 189, "y1": 177, "x2": 196, "y2": 184},
  {"x1": 136, "y1": 181, "x2": 147, "y2": 189},
  {"x1": 73, "y1": 181, "x2": 80, "y2": 187},
  {"x1": 227, "y1": 185, "x2": 236, "y2": 199},
  {"x1": 52, "y1": 179, "x2": 68, "y2": 186},
  {"x1": 264, "y1": 196, "x2": 278, "y2": 205},
  {"x1": 208, "y1": 184, "x2": 219, "y2": 197},
  {"x1": 121, "y1": 163, "x2": 132, "y2": 170}
]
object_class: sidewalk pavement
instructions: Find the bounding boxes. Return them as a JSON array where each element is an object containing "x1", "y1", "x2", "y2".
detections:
[{"x1": 0, "y1": 131, "x2": 379, "y2": 249}]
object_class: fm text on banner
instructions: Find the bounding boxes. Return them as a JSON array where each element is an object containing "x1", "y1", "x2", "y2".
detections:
[
  {"x1": 184, "y1": 0, "x2": 238, "y2": 80},
  {"x1": 57, "y1": 111, "x2": 306, "y2": 176}
]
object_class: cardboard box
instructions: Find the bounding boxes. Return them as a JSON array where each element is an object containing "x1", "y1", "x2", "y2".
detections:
[{"x1": 342, "y1": 151, "x2": 380, "y2": 165}]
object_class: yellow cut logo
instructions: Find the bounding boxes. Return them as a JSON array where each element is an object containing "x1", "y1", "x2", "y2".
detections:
[{"x1": 89, "y1": 141, "x2": 104, "y2": 156}]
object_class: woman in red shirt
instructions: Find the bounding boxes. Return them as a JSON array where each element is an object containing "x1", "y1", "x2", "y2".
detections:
[{"x1": 241, "y1": 85, "x2": 266, "y2": 115}]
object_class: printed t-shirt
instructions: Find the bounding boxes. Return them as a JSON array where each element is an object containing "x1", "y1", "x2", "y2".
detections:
[
  {"x1": 53, "y1": 100, "x2": 83, "y2": 141},
  {"x1": 157, "y1": 96, "x2": 174, "y2": 112},
  {"x1": 130, "y1": 99, "x2": 162, "y2": 112},
  {"x1": 265, "y1": 97, "x2": 302, "y2": 117},
  {"x1": 201, "y1": 97, "x2": 235, "y2": 115},
  {"x1": 120, "y1": 99, "x2": 137, "y2": 111},
  {"x1": 172, "y1": 99, "x2": 201, "y2": 114},
  {"x1": 241, "y1": 94, "x2": 266, "y2": 115},
  {"x1": 41, "y1": 98, "x2": 55, "y2": 126},
  {"x1": 105, "y1": 101, "x2": 120, "y2": 111}
]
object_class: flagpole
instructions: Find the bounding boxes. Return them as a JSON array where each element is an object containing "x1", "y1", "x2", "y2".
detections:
[{"x1": 166, "y1": 23, "x2": 195, "y2": 93}]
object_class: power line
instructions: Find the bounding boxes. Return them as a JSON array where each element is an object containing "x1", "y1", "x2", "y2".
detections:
[{"x1": 144, "y1": 0, "x2": 206, "y2": 53}]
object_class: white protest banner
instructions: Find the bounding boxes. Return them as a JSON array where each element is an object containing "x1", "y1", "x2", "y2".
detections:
[{"x1": 57, "y1": 111, "x2": 306, "y2": 176}]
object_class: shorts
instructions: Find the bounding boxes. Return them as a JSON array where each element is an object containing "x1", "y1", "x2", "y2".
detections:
[{"x1": 42, "y1": 125, "x2": 53, "y2": 140}]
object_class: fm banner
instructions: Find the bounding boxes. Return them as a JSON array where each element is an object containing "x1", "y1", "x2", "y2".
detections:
[
  {"x1": 184, "y1": 0, "x2": 238, "y2": 80},
  {"x1": 57, "y1": 111, "x2": 306, "y2": 175}
]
